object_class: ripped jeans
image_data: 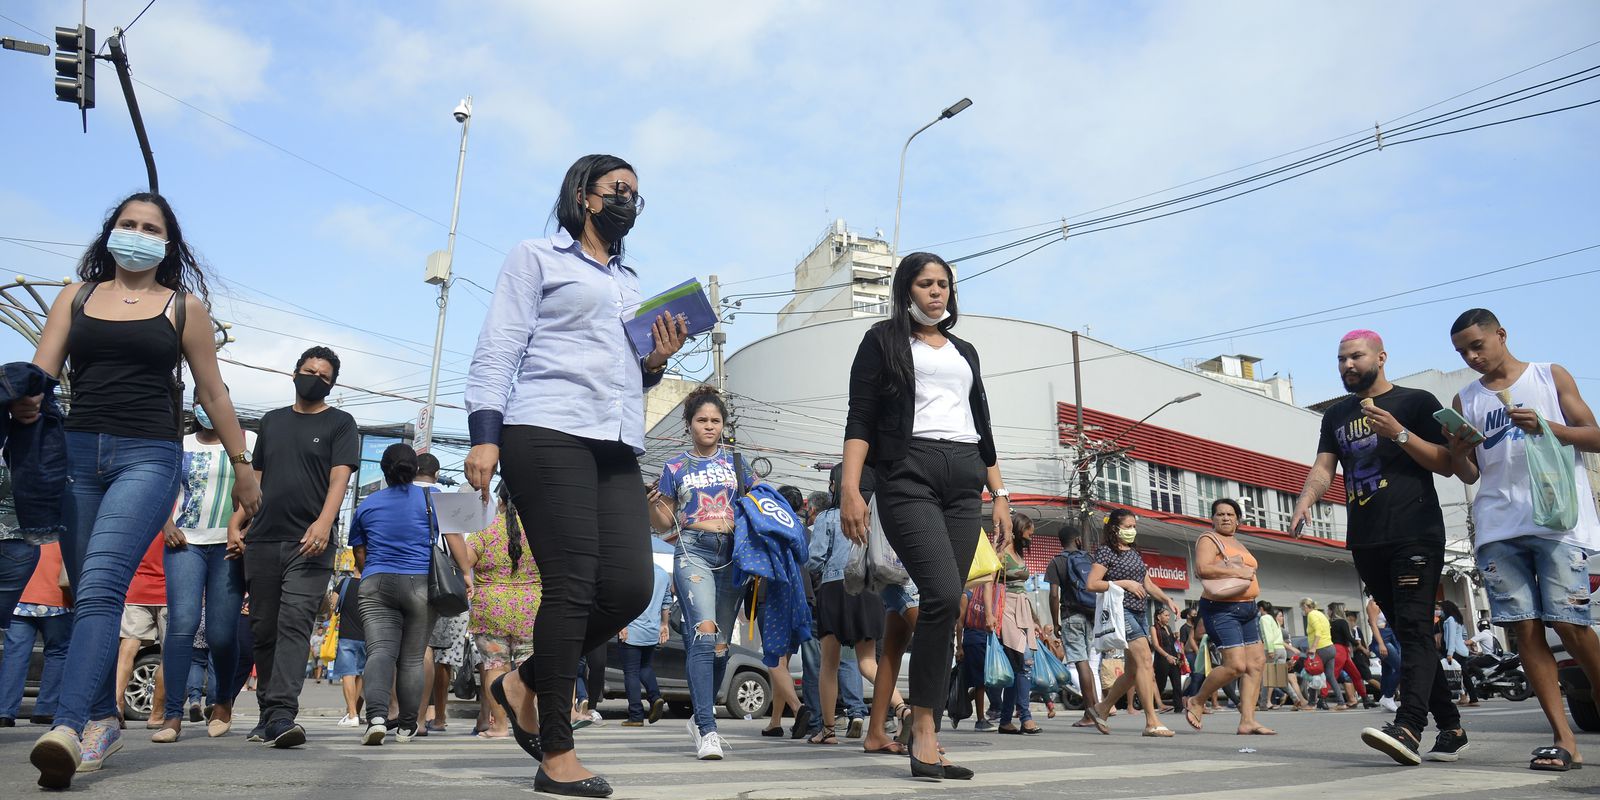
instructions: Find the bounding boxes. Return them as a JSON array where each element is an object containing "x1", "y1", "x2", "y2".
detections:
[
  {"x1": 674, "y1": 529, "x2": 741, "y2": 735},
  {"x1": 1476, "y1": 536, "x2": 1594, "y2": 625}
]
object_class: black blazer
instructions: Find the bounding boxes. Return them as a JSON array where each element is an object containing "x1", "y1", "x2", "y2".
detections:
[{"x1": 844, "y1": 325, "x2": 998, "y2": 468}]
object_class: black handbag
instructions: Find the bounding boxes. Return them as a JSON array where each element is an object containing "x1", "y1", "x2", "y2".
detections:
[{"x1": 425, "y1": 491, "x2": 470, "y2": 616}]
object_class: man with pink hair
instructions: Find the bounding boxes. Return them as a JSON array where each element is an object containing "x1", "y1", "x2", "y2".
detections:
[{"x1": 1291, "y1": 329, "x2": 1466, "y2": 766}]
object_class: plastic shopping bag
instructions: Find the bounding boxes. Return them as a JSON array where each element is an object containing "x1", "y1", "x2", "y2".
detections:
[
  {"x1": 1091, "y1": 583, "x2": 1128, "y2": 653},
  {"x1": 843, "y1": 541, "x2": 869, "y2": 596},
  {"x1": 1033, "y1": 644, "x2": 1065, "y2": 693},
  {"x1": 865, "y1": 496, "x2": 910, "y2": 591},
  {"x1": 1527, "y1": 411, "x2": 1580, "y2": 531},
  {"x1": 984, "y1": 632, "x2": 1014, "y2": 689}
]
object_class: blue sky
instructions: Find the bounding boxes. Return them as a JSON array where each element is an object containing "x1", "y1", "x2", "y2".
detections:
[{"x1": 1, "y1": 1, "x2": 1597, "y2": 473}]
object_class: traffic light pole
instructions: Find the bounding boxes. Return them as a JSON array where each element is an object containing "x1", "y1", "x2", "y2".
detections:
[{"x1": 103, "y1": 31, "x2": 158, "y2": 193}]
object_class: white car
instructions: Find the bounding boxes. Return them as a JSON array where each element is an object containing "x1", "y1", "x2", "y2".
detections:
[{"x1": 1548, "y1": 555, "x2": 1600, "y2": 732}]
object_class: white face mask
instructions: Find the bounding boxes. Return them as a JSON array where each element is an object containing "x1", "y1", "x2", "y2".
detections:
[{"x1": 908, "y1": 303, "x2": 950, "y2": 327}]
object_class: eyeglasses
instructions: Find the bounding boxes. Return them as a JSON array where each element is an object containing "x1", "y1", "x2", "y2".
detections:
[{"x1": 591, "y1": 180, "x2": 644, "y2": 212}]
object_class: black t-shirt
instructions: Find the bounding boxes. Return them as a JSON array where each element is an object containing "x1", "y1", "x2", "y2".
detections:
[
  {"x1": 1316, "y1": 386, "x2": 1447, "y2": 549},
  {"x1": 1330, "y1": 616, "x2": 1353, "y2": 647},
  {"x1": 1045, "y1": 550, "x2": 1093, "y2": 617},
  {"x1": 336, "y1": 575, "x2": 365, "y2": 642},
  {"x1": 250, "y1": 406, "x2": 360, "y2": 544}
]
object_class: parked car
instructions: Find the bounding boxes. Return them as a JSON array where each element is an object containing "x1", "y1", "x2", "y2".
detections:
[
  {"x1": 17, "y1": 637, "x2": 161, "y2": 720},
  {"x1": 602, "y1": 635, "x2": 771, "y2": 719}
]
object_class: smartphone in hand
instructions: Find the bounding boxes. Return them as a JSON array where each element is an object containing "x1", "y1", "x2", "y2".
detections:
[{"x1": 1432, "y1": 408, "x2": 1484, "y2": 445}]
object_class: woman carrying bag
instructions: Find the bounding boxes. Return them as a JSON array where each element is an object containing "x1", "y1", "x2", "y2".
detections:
[
  {"x1": 1182, "y1": 499, "x2": 1273, "y2": 735},
  {"x1": 839, "y1": 252, "x2": 1013, "y2": 781}
]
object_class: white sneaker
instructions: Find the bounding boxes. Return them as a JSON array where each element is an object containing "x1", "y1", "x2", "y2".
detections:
[
  {"x1": 1379, "y1": 696, "x2": 1400, "y2": 713},
  {"x1": 686, "y1": 719, "x2": 702, "y2": 749},
  {"x1": 362, "y1": 719, "x2": 387, "y2": 746},
  {"x1": 589, "y1": 709, "x2": 604, "y2": 724},
  {"x1": 394, "y1": 725, "x2": 416, "y2": 743},
  {"x1": 337, "y1": 714, "x2": 360, "y2": 728},
  {"x1": 697, "y1": 730, "x2": 726, "y2": 760}
]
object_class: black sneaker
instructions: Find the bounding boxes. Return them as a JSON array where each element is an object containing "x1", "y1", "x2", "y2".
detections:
[
  {"x1": 1425, "y1": 728, "x2": 1469, "y2": 762},
  {"x1": 265, "y1": 718, "x2": 306, "y2": 749},
  {"x1": 1361, "y1": 722, "x2": 1422, "y2": 766},
  {"x1": 246, "y1": 720, "x2": 268, "y2": 742}
]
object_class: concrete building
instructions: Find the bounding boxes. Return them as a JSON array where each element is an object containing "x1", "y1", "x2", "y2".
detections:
[
  {"x1": 775, "y1": 220, "x2": 893, "y2": 332},
  {"x1": 641, "y1": 314, "x2": 1368, "y2": 639},
  {"x1": 1188, "y1": 353, "x2": 1296, "y2": 404}
]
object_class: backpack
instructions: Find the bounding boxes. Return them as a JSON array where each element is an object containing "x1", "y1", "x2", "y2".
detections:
[{"x1": 1052, "y1": 550, "x2": 1097, "y2": 616}]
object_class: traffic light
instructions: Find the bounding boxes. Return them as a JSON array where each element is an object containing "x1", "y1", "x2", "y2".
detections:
[{"x1": 53, "y1": 25, "x2": 94, "y2": 109}]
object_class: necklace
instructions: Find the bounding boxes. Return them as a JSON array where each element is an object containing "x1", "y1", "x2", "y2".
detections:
[{"x1": 123, "y1": 296, "x2": 140, "y2": 304}]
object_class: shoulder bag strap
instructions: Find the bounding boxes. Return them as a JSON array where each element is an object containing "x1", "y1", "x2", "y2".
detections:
[
  {"x1": 732, "y1": 451, "x2": 748, "y2": 497},
  {"x1": 171, "y1": 290, "x2": 187, "y2": 435}
]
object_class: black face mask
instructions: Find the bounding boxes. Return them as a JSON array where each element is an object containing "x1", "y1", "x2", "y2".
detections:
[
  {"x1": 590, "y1": 197, "x2": 637, "y2": 246},
  {"x1": 294, "y1": 373, "x2": 332, "y2": 403}
]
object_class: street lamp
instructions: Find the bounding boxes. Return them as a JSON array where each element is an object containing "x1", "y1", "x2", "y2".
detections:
[
  {"x1": 1108, "y1": 392, "x2": 1201, "y2": 446},
  {"x1": 420, "y1": 95, "x2": 472, "y2": 452},
  {"x1": 891, "y1": 97, "x2": 972, "y2": 276}
]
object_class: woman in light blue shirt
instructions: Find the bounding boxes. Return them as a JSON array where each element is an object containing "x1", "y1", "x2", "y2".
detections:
[{"x1": 464, "y1": 154, "x2": 687, "y2": 799}]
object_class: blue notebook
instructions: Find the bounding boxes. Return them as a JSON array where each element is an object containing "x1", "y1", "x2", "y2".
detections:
[{"x1": 625, "y1": 278, "x2": 716, "y2": 358}]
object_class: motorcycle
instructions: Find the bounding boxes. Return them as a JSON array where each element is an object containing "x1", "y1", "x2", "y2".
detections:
[{"x1": 1464, "y1": 652, "x2": 1532, "y2": 702}]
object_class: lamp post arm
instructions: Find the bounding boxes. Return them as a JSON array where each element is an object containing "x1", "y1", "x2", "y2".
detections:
[{"x1": 891, "y1": 115, "x2": 945, "y2": 265}]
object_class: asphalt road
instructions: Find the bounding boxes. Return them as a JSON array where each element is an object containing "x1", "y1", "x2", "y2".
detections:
[{"x1": 1, "y1": 685, "x2": 1596, "y2": 798}]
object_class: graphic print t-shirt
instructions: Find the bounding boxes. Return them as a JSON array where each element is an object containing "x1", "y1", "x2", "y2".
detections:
[
  {"x1": 175, "y1": 431, "x2": 257, "y2": 546},
  {"x1": 1316, "y1": 386, "x2": 1447, "y2": 549},
  {"x1": 658, "y1": 450, "x2": 756, "y2": 530}
]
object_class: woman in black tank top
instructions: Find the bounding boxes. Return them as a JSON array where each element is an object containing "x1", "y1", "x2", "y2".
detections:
[{"x1": 17, "y1": 193, "x2": 260, "y2": 789}]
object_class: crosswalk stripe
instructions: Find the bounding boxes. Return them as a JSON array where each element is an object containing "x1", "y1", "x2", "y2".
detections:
[
  {"x1": 407, "y1": 758, "x2": 1282, "y2": 798},
  {"x1": 385, "y1": 746, "x2": 1081, "y2": 770},
  {"x1": 1115, "y1": 767, "x2": 1554, "y2": 800}
]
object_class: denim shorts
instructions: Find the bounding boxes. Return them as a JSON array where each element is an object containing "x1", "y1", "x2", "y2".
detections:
[
  {"x1": 1477, "y1": 536, "x2": 1595, "y2": 625},
  {"x1": 880, "y1": 580, "x2": 920, "y2": 615},
  {"x1": 1061, "y1": 612, "x2": 1091, "y2": 663},
  {"x1": 1198, "y1": 598, "x2": 1262, "y2": 650},
  {"x1": 1122, "y1": 608, "x2": 1150, "y2": 643},
  {"x1": 328, "y1": 638, "x2": 367, "y2": 679}
]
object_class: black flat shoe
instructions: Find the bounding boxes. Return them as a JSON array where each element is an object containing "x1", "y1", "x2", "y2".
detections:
[
  {"x1": 761, "y1": 726, "x2": 784, "y2": 737},
  {"x1": 789, "y1": 706, "x2": 812, "y2": 740},
  {"x1": 910, "y1": 752, "x2": 944, "y2": 781},
  {"x1": 997, "y1": 726, "x2": 1022, "y2": 735},
  {"x1": 490, "y1": 673, "x2": 543, "y2": 762},
  {"x1": 534, "y1": 769, "x2": 613, "y2": 798},
  {"x1": 942, "y1": 763, "x2": 974, "y2": 780}
]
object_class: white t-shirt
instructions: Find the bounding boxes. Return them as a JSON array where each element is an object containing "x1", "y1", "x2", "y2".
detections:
[
  {"x1": 1471, "y1": 628, "x2": 1499, "y2": 654},
  {"x1": 174, "y1": 430, "x2": 258, "y2": 546},
  {"x1": 910, "y1": 338, "x2": 979, "y2": 444},
  {"x1": 1460, "y1": 362, "x2": 1600, "y2": 551}
]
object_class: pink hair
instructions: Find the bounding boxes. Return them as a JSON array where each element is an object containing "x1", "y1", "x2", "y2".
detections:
[{"x1": 1341, "y1": 329, "x2": 1383, "y2": 351}]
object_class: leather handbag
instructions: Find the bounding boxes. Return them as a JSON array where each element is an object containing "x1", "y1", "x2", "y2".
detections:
[
  {"x1": 426, "y1": 492, "x2": 470, "y2": 616},
  {"x1": 1199, "y1": 532, "x2": 1255, "y2": 598}
]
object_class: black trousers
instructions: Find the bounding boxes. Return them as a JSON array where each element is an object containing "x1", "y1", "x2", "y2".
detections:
[
  {"x1": 1152, "y1": 654, "x2": 1182, "y2": 705},
  {"x1": 872, "y1": 439, "x2": 985, "y2": 709},
  {"x1": 1352, "y1": 539, "x2": 1460, "y2": 735},
  {"x1": 501, "y1": 426, "x2": 652, "y2": 753},
  {"x1": 243, "y1": 540, "x2": 333, "y2": 725},
  {"x1": 583, "y1": 643, "x2": 608, "y2": 709}
]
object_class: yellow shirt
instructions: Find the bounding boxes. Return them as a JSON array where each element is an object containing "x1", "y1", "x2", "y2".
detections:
[{"x1": 1306, "y1": 609, "x2": 1333, "y2": 651}]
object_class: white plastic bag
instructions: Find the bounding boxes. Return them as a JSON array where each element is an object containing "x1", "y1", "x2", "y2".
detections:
[
  {"x1": 1091, "y1": 583, "x2": 1128, "y2": 653},
  {"x1": 843, "y1": 541, "x2": 869, "y2": 596},
  {"x1": 865, "y1": 496, "x2": 910, "y2": 591}
]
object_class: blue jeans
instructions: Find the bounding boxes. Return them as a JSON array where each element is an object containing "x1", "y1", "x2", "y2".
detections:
[
  {"x1": 0, "y1": 540, "x2": 41, "y2": 630},
  {"x1": 186, "y1": 648, "x2": 215, "y2": 707},
  {"x1": 999, "y1": 646, "x2": 1034, "y2": 726},
  {"x1": 674, "y1": 529, "x2": 740, "y2": 735},
  {"x1": 0, "y1": 612, "x2": 72, "y2": 718},
  {"x1": 162, "y1": 542, "x2": 245, "y2": 719},
  {"x1": 56, "y1": 432, "x2": 180, "y2": 732},
  {"x1": 620, "y1": 643, "x2": 661, "y2": 721},
  {"x1": 1374, "y1": 628, "x2": 1402, "y2": 699},
  {"x1": 800, "y1": 636, "x2": 865, "y2": 732}
]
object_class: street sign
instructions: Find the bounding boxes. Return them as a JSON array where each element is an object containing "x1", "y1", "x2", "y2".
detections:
[{"x1": 415, "y1": 404, "x2": 432, "y2": 453}]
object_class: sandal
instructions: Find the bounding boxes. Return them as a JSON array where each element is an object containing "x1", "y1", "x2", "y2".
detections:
[
  {"x1": 1182, "y1": 700, "x2": 1203, "y2": 731},
  {"x1": 864, "y1": 741, "x2": 907, "y2": 755},
  {"x1": 1143, "y1": 725, "x2": 1175, "y2": 737},
  {"x1": 807, "y1": 726, "x2": 838, "y2": 745},
  {"x1": 1531, "y1": 746, "x2": 1582, "y2": 772},
  {"x1": 893, "y1": 704, "x2": 913, "y2": 746},
  {"x1": 1085, "y1": 705, "x2": 1111, "y2": 736}
]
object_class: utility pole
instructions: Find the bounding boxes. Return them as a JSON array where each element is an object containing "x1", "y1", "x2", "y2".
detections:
[
  {"x1": 1073, "y1": 331, "x2": 1091, "y2": 537},
  {"x1": 420, "y1": 96, "x2": 473, "y2": 453},
  {"x1": 709, "y1": 274, "x2": 726, "y2": 394}
]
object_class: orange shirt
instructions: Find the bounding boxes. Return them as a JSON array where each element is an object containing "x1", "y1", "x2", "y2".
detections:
[
  {"x1": 19, "y1": 542, "x2": 67, "y2": 607},
  {"x1": 125, "y1": 535, "x2": 167, "y2": 606},
  {"x1": 1200, "y1": 532, "x2": 1260, "y2": 601}
]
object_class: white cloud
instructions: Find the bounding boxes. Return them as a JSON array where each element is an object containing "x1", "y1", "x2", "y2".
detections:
[{"x1": 104, "y1": 0, "x2": 271, "y2": 118}]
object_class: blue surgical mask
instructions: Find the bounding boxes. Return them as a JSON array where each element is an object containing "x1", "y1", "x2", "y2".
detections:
[
  {"x1": 194, "y1": 405, "x2": 213, "y2": 430},
  {"x1": 106, "y1": 229, "x2": 167, "y2": 272}
]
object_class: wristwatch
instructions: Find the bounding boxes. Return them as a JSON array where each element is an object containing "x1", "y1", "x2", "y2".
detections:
[
  {"x1": 229, "y1": 451, "x2": 252, "y2": 465},
  {"x1": 992, "y1": 488, "x2": 1011, "y2": 500},
  {"x1": 1394, "y1": 430, "x2": 1410, "y2": 445}
]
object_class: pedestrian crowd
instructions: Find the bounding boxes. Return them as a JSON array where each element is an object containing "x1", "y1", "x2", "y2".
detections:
[{"x1": 0, "y1": 156, "x2": 1596, "y2": 797}]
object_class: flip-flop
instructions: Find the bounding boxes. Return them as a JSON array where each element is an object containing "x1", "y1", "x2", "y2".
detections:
[
  {"x1": 1531, "y1": 746, "x2": 1580, "y2": 772},
  {"x1": 863, "y1": 742, "x2": 907, "y2": 755},
  {"x1": 1071, "y1": 718, "x2": 1098, "y2": 728},
  {"x1": 1143, "y1": 726, "x2": 1175, "y2": 738},
  {"x1": 1183, "y1": 702, "x2": 1203, "y2": 731},
  {"x1": 1085, "y1": 706, "x2": 1111, "y2": 736},
  {"x1": 476, "y1": 730, "x2": 511, "y2": 739}
]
